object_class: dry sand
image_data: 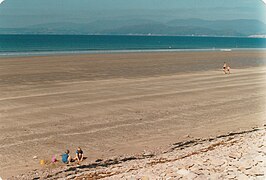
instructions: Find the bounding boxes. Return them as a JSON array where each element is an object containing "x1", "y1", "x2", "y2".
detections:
[
  {"x1": 0, "y1": 51, "x2": 266, "y2": 178},
  {"x1": 77, "y1": 127, "x2": 266, "y2": 180},
  {"x1": 11, "y1": 127, "x2": 266, "y2": 179}
]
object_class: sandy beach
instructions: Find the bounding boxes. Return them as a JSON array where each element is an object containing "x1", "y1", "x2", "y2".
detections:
[
  {"x1": 18, "y1": 126, "x2": 264, "y2": 179},
  {"x1": 0, "y1": 51, "x2": 266, "y2": 178}
]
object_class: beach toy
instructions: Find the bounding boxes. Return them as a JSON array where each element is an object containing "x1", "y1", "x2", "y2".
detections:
[
  {"x1": 52, "y1": 155, "x2": 57, "y2": 163},
  {"x1": 40, "y1": 159, "x2": 46, "y2": 165}
]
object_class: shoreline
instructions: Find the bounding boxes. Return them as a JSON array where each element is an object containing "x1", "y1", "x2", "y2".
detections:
[{"x1": 1, "y1": 48, "x2": 266, "y2": 58}]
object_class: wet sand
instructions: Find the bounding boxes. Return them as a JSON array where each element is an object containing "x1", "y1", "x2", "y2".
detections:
[{"x1": 0, "y1": 51, "x2": 266, "y2": 178}]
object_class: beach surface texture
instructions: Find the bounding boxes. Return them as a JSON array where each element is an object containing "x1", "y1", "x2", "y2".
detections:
[
  {"x1": 0, "y1": 51, "x2": 266, "y2": 179},
  {"x1": 13, "y1": 126, "x2": 266, "y2": 179}
]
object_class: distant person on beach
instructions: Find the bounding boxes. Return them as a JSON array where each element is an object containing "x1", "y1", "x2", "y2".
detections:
[
  {"x1": 223, "y1": 62, "x2": 227, "y2": 74},
  {"x1": 62, "y1": 150, "x2": 72, "y2": 164},
  {"x1": 227, "y1": 66, "x2": 231, "y2": 74},
  {"x1": 74, "y1": 147, "x2": 84, "y2": 163}
]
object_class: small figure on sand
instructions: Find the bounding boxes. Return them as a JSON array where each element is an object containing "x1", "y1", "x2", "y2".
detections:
[
  {"x1": 223, "y1": 62, "x2": 227, "y2": 74},
  {"x1": 227, "y1": 65, "x2": 231, "y2": 74},
  {"x1": 74, "y1": 147, "x2": 84, "y2": 164},
  {"x1": 61, "y1": 148, "x2": 84, "y2": 165},
  {"x1": 223, "y1": 62, "x2": 231, "y2": 74},
  {"x1": 62, "y1": 150, "x2": 72, "y2": 164}
]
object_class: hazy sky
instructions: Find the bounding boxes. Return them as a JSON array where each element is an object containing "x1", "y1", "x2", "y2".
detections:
[{"x1": 0, "y1": 0, "x2": 266, "y2": 28}]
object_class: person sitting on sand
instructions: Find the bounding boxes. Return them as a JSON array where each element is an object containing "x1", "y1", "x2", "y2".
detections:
[
  {"x1": 74, "y1": 147, "x2": 84, "y2": 163},
  {"x1": 223, "y1": 62, "x2": 227, "y2": 74},
  {"x1": 62, "y1": 149, "x2": 71, "y2": 164}
]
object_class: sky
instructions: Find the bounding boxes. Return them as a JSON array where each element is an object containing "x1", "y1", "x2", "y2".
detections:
[{"x1": 0, "y1": 0, "x2": 266, "y2": 28}]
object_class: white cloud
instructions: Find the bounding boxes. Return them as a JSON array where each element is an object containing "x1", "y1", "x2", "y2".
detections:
[
  {"x1": 0, "y1": 0, "x2": 5, "y2": 4},
  {"x1": 262, "y1": 0, "x2": 266, "y2": 4}
]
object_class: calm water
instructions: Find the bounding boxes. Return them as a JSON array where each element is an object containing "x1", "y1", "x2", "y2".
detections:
[{"x1": 0, "y1": 35, "x2": 266, "y2": 56}]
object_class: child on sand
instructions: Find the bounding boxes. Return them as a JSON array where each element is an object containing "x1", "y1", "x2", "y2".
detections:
[
  {"x1": 74, "y1": 147, "x2": 84, "y2": 164},
  {"x1": 62, "y1": 150, "x2": 71, "y2": 164}
]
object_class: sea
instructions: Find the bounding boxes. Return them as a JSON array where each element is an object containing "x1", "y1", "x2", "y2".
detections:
[{"x1": 0, "y1": 35, "x2": 266, "y2": 57}]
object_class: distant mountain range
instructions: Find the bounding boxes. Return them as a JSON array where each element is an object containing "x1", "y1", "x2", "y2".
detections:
[{"x1": 1, "y1": 18, "x2": 266, "y2": 37}]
